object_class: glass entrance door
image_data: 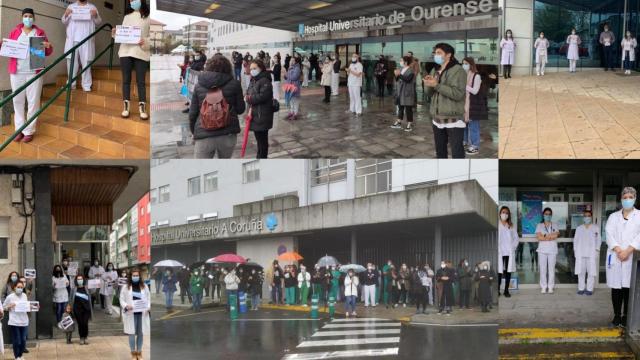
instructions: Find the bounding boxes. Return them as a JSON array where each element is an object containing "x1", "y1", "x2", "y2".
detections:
[{"x1": 336, "y1": 44, "x2": 359, "y2": 84}]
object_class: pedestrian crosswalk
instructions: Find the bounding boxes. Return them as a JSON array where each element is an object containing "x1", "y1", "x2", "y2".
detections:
[{"x1": 282, "y1": 318, "x2": 401, "y2": 359}]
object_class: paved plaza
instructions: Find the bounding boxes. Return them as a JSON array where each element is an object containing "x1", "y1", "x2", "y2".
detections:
[
  {"x1": 500, "y1": 71, "x2": 640, "y2": 159},
  {"x1": 151, "y1": 55, "x2": 498, "y2": 159},
  {"x1": 0, "y1": 335, "x2": 149, "y2": 360}
]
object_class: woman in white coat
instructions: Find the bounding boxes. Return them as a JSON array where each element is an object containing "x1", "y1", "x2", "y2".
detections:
[
  {"x1": 120, "y1": 269, "x2": 150, "y2": 360},
  {"x1": 344, "y1": 269, "x2": 359, "y2": 318},
  {"x1": 566, "y1": 28, "x2": 581, "y2": 73},
  {"x1": 573, "y1": 209, "x2": 600, "y2": 295},
  {"x1": 621, "y1": 31, "x2": 637, "y2": 75},
  {"x1": 605, "y1": 187, "x2": 640, "y2": 327},
  {"x1": 500, "y1": 29, "x2": 516, "y2": 79},
  {"x1": 498, "y1": 206, "x2": 519, "y2": 298},
  {"x1": 536, "y1": 207, "x2": 560, "y2": 294},
  {"x1": 534, "y1": 32, "x2": 550, "y2": 76},
  {"x1": 100, "y1": 262, "x2": 118, "y2": 315},
  {"x1": 302, "y1": 56, "x2": 311, "y2": 87}
]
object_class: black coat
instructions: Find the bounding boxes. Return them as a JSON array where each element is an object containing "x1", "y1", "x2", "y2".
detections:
[
  {"x1": 272, "y1": 63, "x2": 282, "y2": 82},
  {"x1": 475, "y1": 269, "x2": 494, "y2": 304},
  {"x1": 73, "y1": 287, "x2": 92, "y2": 321},
  {"x1": 189, "y1": 71, "x2": 245, "y2": 140},
  {"x1": 246, "y1": 71, "x2": 274, "y2": 132},
  {"x1": 190, "y1": 56, "x2": 206, "y2": 71}
]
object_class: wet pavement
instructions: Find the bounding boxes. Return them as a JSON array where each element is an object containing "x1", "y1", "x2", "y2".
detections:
[
  {"x1": 151, "y1": 305, "x2": 497, "y2": 360},
  {"x1": 151, "y1": 55, "x2": 499, "y2": 159}
]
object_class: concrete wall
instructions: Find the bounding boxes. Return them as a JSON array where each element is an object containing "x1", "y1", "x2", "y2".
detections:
[
  {"x1": 502, "y1": 0, "x2": 533, "y2": 75},
  {"x1": 0, "y1": 173, "x2": 32, "y2": 274}
]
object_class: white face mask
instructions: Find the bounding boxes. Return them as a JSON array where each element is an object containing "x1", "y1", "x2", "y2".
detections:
[
  {"x1": 441, "y1": 262, "x2": 446, "y2": 269},
  {"x1": 500, "y1": 213, "x2": 509, "y2": 221},
  {"x1": 464, "y1": 261, "x2": 469, "y2": 267}
]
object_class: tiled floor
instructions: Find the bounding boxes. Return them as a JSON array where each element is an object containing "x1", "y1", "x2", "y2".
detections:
[
  {"x1": 500, "y1": 70, "x2": 640, "y2": 159},
  {"x1": 2, "y1": 336, "x2": 149, "y2": 360}
]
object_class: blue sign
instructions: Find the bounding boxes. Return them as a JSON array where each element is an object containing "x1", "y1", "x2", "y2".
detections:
[
  {"x1": 298, "y1": 23, "x2": 305, "y2": 37},
  {"x1": 266, "y1": 213, "x2": 278, "y2": 231}
]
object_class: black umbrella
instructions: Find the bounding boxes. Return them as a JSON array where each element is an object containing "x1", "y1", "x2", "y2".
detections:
[{"x1": 238, "y1": 262, "x2": 264, "y2": 271}]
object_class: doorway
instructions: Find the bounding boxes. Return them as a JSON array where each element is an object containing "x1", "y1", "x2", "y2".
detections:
[{"x1": 335, "y1": 44, "x2": 359, "y2": 84}]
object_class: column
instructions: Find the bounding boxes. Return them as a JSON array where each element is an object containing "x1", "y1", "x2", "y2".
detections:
[
  {"x1": 34, "y1": 167, "x2": 54, "y2": 338},
  {"x1": 350, "y1": 230, "x2": 357, "y2": 264},
  {"x1": 434, "y1": 224, "x2": 442, "y2": 270}
]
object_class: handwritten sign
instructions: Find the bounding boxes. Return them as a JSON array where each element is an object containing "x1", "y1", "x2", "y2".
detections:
[
  {"x1": 0, "y1": 39, "x2": 28, "y2": 59},
  {"x1": 115, "y1": 26, "x2": 142, "y2": 44},
  {"x1": 24, "y1": 269, "x2": 36, "y2": 279},
  {"x1": 14, "y1": 301, "x2": 30, "y2": 312},
  {"x1": 132, "y1": 299, "x2": 148, "y2": 312},
  {"x1": 71, "y1": 7, "x2": 92, "y2": 21},
  {"x1": 87, "y1": 279, "x2": 101, "y2": 289},
  {"x1": 67, "y1": 262, "x2": 78, "y2": 276},
  {"x1": 117, "y1": 277, "x2": 128, "y2": 286},
  {"x1": 60, "y1": 316, "x2": 74, "y2": 329}
]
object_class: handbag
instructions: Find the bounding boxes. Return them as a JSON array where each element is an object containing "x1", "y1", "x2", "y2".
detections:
[{"x1": 272, "y1": 99, "x2": 280, "y2": 112}]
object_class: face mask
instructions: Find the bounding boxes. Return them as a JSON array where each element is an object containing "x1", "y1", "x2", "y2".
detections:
[
  {"x1": 507, "y1": 33, "x2": 512, "y2": 38},
  {"x1": 130, "y1": 0, "x2": 142, "y2": 11},
  {"x1": 250, "y1": 69, "x2": 260, "y2": 77},
  {"x1": 605, "y1": 28, "x2": 609, "y2": 32},
  {"x1": 10, "y1": 276, "x2": 17, "y2": 282},
  {"x1": 622, "y1": 198, "x2": 636, "y2": 209},
  {"x1": 122, "y1": 273, "x2": 127, "y2": 277},
  {"x1": 464, "y1": 261, "x2": 469, "y2": 267},
  {"x1": 23, "y1": 17, "x2": 33, "y2": 28},
  {"x1": 15, "y1": 288, "x2": 23, "y2": 295},
  {"x1": 584, "y1": 217, "x2": 592, "y2": 224},
  {"x1": 194, "y1": 272, "x2": 199, "y2": 276},
  {"x1": 500, "y1": 213, "x2": 509, "y2": 221},
  {"x1": 63, "y1": 261, "x2": 68, "y2": 266},
  {"x1": 77, "y1": 279, "x2": 84, "y2": 286},
  {"x1": 352, "y1": 57, "x2": 357, "y2": 62},
  {"x1": 132, "y1": 276, "x2": 140, "y2": 283},
  {"x1": 399, "y1": 61, "x2": 405, "y2": 67},
  {"x1": 434, "y1": 54, "x2": 445, "y2": 65},
  {"x1": 107, "y1": 266, "x2": 112, "y2": 271},
  {"x1": 165, "y1": 271, "x2": 170, "y2": 276},
  {"x1": 252, "y1": 270, "x2": 256, "y2": 274},
  {"x1": 628, "y1": 33, "x2": 632, "y2": 37},
  {"x1": 368, "y1": 266, "x2": 373, "y2": 270},
  {"x1": 543, "y1": 215, "x2": 552, "y2": 222},
  {"x1": 572, "y1": 31, "x2": 576, "y2": 35},
  {"x1": 482, "y1": 266, "x2": 488, "y2": 270},
  {"x1": 440, "y1": 263, "x2": 446, "y2": 269},
  {"x1": 94, "y1": 262, "x2": 99, "y2": 266},
  {"x1": 462, "y1": 64, "x2": 470, "y2": 72}
]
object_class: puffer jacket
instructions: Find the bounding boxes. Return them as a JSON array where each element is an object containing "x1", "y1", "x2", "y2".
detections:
[
  {"x1": 189, "y1": 71, "x2": 245, "y2": 140},
  {"x1": 246, "y1": 71, "x2": 274, "y2": 132},
  {"x1": 425, "y1": 61, "x2": 467, "y2": 124}
]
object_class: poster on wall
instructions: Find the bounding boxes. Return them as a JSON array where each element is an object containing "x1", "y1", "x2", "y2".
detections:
[{"x1": 521, "y1": 192, "x2": 544, "y2": 237}]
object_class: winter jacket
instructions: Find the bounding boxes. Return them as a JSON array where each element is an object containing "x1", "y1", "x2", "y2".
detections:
[
  {"x1": 344, "y1": 274, "x2": 359, "y2": 297},
  {"x1": 246, "y1": 71, "x2": 274, "y2": 132},
  {"x1": 162, "y1": 274, "x2": 177, "y2": 293},
  {"x1": 189, "y1": 71, "x2": 244, "y2": 140},
  {"x1": 457, "y1": 265, "x2": 473, "y2": 291},
  {"x1": 425, "y1": 61, "x2": 467, "y2": 125},
  {"x1": 5, "y1": 24, "x2": 54, "y2": 75},
  {"x1": 224, "y1": 272, "x2": 240, "y2": 291},
  {"x1": 395, "y1": 68, "x2": 416, "y2": 107},
  {"x1": 285, "y1": 63, "x2": 302, "y2": 97},
  {"x1": 321, "y1": 62, "x2": 333, "y2": 86},
  {"x1": 363, "y1": 271, "x2": 378, "y2": 286},
  {"x1": 271, "y1": 63, "x2": 282, "y2": 82},
  {"x1": 190, "y1": 274, "x2": 205, "y2": 295},
  {"x1": 297, "y1": 271, "x2": 311, "y2": 288}
]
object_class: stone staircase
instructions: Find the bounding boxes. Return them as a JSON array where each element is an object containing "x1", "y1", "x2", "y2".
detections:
[
  {"x1": 0, "y1": 66, "x2": 150, "y2": 159},
  {"x1": 53, "y1": 306, "x2": 125, "y2": 339}
]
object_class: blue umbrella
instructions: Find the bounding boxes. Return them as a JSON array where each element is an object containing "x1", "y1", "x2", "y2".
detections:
[
  {"x1": 316, "y1": 255, "x2": 339, "y2": 268},
  {"x1": 339, "y1": 264, "x2": 366, "y2": 273}
]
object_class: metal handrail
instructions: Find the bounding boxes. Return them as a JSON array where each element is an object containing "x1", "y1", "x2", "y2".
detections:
[{"x1": 0, "y1": 23, "x2": 115, "y2": 152}]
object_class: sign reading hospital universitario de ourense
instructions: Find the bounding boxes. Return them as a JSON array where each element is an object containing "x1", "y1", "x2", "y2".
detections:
[{"x1": 300, "y1": 0, "x2": 495, "y2": 36}]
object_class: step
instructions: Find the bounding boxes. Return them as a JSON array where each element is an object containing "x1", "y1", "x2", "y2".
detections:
[
  {"x1": 499, "y1": 343, "x2": 635, "y2": 359},
  {"x1": 42, "y1": 85, "x2": 144, "y2": 114},
  {"x1": 91, "y1": 67, "x2": 150, "y2": 82},
  {"x1": 75, "y1": 125, "x2": 148, "y2": 158},
  {"x1": 55, "y1": 77, "x2": 150, "y2": 98}
]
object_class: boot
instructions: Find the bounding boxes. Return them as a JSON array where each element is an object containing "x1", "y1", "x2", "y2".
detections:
[
  {"x1": 139, "y1": 102, "x2": 149, "y2": 120},
  {"x1": 131, "y1": 351, "x2": 137, "y2": 360},
  {"x1": 137, "y1": 350, "x2": 143, "y2": 359},
  {"x1": 122, "y1": 100, "x2": 130, "y2": 118}
]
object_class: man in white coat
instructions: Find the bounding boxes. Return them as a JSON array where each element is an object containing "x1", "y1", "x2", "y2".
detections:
[
  {"x1": 498, "y1": 206, "x2": 519, "y2": 298},
  {"x1": 61, "y1": 0, "x2": 102, "y2": 92},
  {"x1": 573, "y1": 209, "x2": 600, "y2": 295},
  {"x1": 606, "y1": 187, "x2": 640, "y2": 327}
]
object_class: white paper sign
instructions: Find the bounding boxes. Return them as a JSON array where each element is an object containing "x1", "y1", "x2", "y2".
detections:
[
  {"x1": 117, "y1": 277, "x2": 128, "y2": 286},
  {"x1": 115, "y1": 26, "x2": 142, "y2": 44},
  {"x1": 61, "y1": 316, "x2": 74, "y2": 329},
  {"x1": 71, "y1": 7, "x2": 92, "y2": 21},
  {"x1": 0, "y1": 39, "x2": 28, "y2": 59},
  {"x1": 29, "y1": 301, "x2": 39, "y2": 312},
  {"x1": 24, "y1": 269, "x2": 36, "y2": 279},
  {"x1": 87, "y1": 279, "x2": 101, "y2": 289},
  {"x1": 132, "y1": 299, "x2": 148, "y2": 312},
  {"x1": 67, "y1": 262, "x2": 78, "y2": 276},
  {"x1": 14, "y1": 301, "x2": 30, "y2": 312}
]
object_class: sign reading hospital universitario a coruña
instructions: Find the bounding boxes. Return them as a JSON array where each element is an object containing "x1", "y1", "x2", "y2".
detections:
[{"x1": 300, "y1": 0, "x2": 496, "y2": 36}]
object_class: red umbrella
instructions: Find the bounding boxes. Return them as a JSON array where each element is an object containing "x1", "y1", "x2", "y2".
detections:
[
  {"x1": 208, "y1": 253, "x2": 247, "y2": 264},
  {"x1": 240, "y1": 108, "x2": 253, "y2": 158}
]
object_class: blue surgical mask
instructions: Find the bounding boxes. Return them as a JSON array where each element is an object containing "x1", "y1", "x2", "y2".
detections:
[
  {"x1": 77, "y1": 279, "x2": 84, "y2": 286},
  {"x1": 584, "y1": 217, "x2": 592, "y2": 224},
  {"x1": 132, "y1": 276, "x2": 140, "y2": 283},
  {"x1": 15, "y1": 288, "x2": 23, "y2": 295},
  {"x1": 130, "y1": 0, "x2": 142, "y2": 10},
  {"x1": 543, "y1": 215, "x2": 552, "y2": 222},
  {"x1": 462, "y1": 64, "x2": 471, "y2": 72},
  {"x1": 250, "y1": 69, "x2": 260, "y2": 77},
  {"x1": 434, "y1": 55, "x2": 445, "y2": 65},
  {"x1": 622, "y1": 198, "x2": 636, "y2": 209},
  {"x1": 10, "y1": 276, "x2": 17, "y2": 282},
  {"x1": 22, "y1": 17, "x2": 33, "y2": 28}
]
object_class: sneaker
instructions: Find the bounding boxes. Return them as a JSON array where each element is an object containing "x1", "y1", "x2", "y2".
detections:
[
  {"x1": 390, "y1": 121, "x2": 402, "y2": 129},
  {"x1": 584, "y1": 291, "x2": 593, "y2": 296},
  {"x1": 612, "y1": 315, "x2": 622, "y2": 327},
  {"x1": 83, "y1": 88, "x2": 91, "y2": 92},
  {"x1": 416, "y1": 310, "x2": 421, "y2": 314},
  {"x1": 403, "y1": 303, "x2": 406, "y2": 308},
  {"x1": 13, "y1": 133, "x2": 24, "y2": 142},
  {"x1": 541, "y1": 72, "x2": 545, "y2": 76},
  {"x1": 541, "y1": 288, "x2": 547, "y2": 294},
  {"x1": 345, "y1": 312, "x2": 350, "y2": 318},
  {"x1": 393, "y1": 304, "x2": 398, "y2": 308},
  {"x1": 536, "y1": 72, "x2": 540, "y2": 76},
  {"x1": 139, "y1": 102, "x2": 149, "y2": 120},
  {"x1": 122, "y1": 100, "x2": 131, "y2": 118},
  {"x1": 404, "y1": 123, "x2": 414, "y2": 132},
  {"x1": 577, "y1": 290, "x2": 585, "y2": 295},
  {"x1": 548, "y1": 288, "x2": 554, "y2": 294},
  {"x1": 437, "y1": 310, "x2": 443, "y2": 315},
  {"x1": 181, "y1": 108, "x2": 189, "y2": 113},
  {"x1": 22, "y1": 135, "x2": 33, "y2": 143},
  {"x1": 466, "y1": 148, "x2": 479, "y2": 155},
  {"x1": 504, "y1": 291, "x2": 511, "y2": 298}
]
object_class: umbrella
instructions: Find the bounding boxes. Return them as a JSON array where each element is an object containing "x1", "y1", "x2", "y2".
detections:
[
  {"x1": 238, "y1": 262, "x2": 264, "y2": 271},
  {"x1": 240, "y1": 108, "x2": 253, "y2": 157},
  {"x1": 153, "y1": 259, "x2": 184, "y2": 268},
  {"x1": 207, "y1": 253, "x2": 247, "y2": 264},
  {"x1": 278, "y1": 251, "x2": 303, "y2": 262},
  {"x1": 316, "y1": 255, "x2": 339, "y2": 268},
  {"x1": 339, "y1": 264, "x2": 366, "y2": 273}
]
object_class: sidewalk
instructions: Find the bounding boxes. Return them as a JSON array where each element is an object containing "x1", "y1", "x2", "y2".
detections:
[
  {"x1": 500, "y1": 71, "x2": 640, "y2": 159},
  {"x1": 2, "y1": 335, "x2": 149, "y2": 360}
]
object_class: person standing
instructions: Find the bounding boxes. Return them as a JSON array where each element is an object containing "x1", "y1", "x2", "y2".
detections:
[
  {"x1": 347, "y1": 53, "x2": 363, "y2": 116},
  {"x1": 224, "y1": 268, "x2": 240, "y2": 312},
  {"x1": 331, "y1": 54, "x2": 341, "y2": 96},
  {"x1": 424, "y1": 43, "x2": 467, "y2": 159},
  {"x1": 391, "y1": 56, "x2": 416, "y2": 132},
  {"x1": 534, "y1": 32, "x2": 549, "y2": 76},
  {"x1": 500, "y1": 30, "x2": 516, "y2": 79},
  {"x1": 475, "y1": 262, "x2": 494, "y2": 313},
  {"x1": 363, "y1": 263, "x2": 378, "y2": 307},
  {"x1": 574, "y1": 209, "x2": 600, "y2": 296},
  {"x1": 232, "y1": 51, "x2": 243, "y2": 81},
  {"x1": 266, "y1": 260, "x2": 283, "y2": 304},
  {"x1": 247, "y1": 268, "x2": 262, "y2": 310},
  {"x1": 457, "y1": 259, "x2": 472, "y2": 309},
  {"x1": 61, "y1": 0, "x2": 101, "y2": 92},
  {"x1": 284, "y1": 54, "x2": 291, "y2": 71},
  {"x1": 397, "y1": 264, "x2": 411, "y2": 307},
  {"x1": 605, "y1": 187, "x2": 640, "y2": 327},
  {"x1": 297, "y1": 265, "x2": 311, "y2": 306},
  {"x1": 284, "y1": 266, "x2": 296, "y2": 305},
  {"x1": 566, "y1": 28, "x2": 581, "y2": 73},
  {"x1": 3, "y1": 281, "x2": 28, "y2": 358},
  {"x1": 73, "y1": 275, "x2": 92, "y2": 345},
  {"x1": 302, "y1": 56, "x2": 310, "y2": 88},
  {"x1": 621, "y1": 31, "x2": 637, "y2": 75},
  {"x1": 189, "y1": 268, "x2": 204, "y2": 312},
  {"x1": 100, "y1": 262, "x2": 117, "y2": 315},
  {"x1": 320, "y1": 57, "x2": 333, "y2": 103},
  {"x1": 374, "y1": 55, "x2": 388, "y2": 97},
  {"x1": 88, "y1": 259, "x2": 104, "y2": 308},
  {"x1": 600, "y1": 23, "x2": 616, "y2": 71},
  {"x1": 284, "y1": 56, "x2": 302, "y2": 120},
  {"x1": 271, "y1": 55, "x2": 282, "y2": 101},
  {"x1": 2, "y1": 8, "x2": 53, "y2": 143},
  {"x1": 498, "y1": 206, "x2": 519, "y2": 298},
  {"x1": 311, "y1": 265, "x2": 323, "y2": 303},
  {"x1": 53, "y1": 265, "x2": 70, "y2": 323},
  {"x1": 462, "y1": 57, "x2": 487, "y2": 156},
  {"x1": 436, "y1": 261, "x2": 455, "y2": 315},
  {"x1": 210, "y1": 265, "x2": 222, "y2": 303},
  {"x1": 161, "y1": 268, "x2": 177, "y2": 312},
  {"x1": 414, "y1": 266, "x2": 430, "y2": 314},
  {"x1": 177, "y1": 266, "x2": 191, "y2": 305},
  {"x1": 344, "y1": 269, "x2": 359, "y2": 318},
  {"x1": 120, "y1": 270, "x2": 150, "y2": 360},
  {"x1": 536, "y1": 208, "x2": 560, "y2": 294},
  {"x1": 246, "y1": 59, "x2": 274, "y2": 159}
]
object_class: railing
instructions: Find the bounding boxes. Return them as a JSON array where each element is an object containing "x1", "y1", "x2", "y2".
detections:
[{"x1": 0, "y1": 23, "x2": 115, "y2": 153}]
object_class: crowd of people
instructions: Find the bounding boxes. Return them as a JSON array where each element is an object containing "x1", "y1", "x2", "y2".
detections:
[
  {"x1": 179, "y1": 42, "x2": 496, "y2": 159},
  {"x1": 1, "y1": 0, "x2": 151, "y2": 145}
]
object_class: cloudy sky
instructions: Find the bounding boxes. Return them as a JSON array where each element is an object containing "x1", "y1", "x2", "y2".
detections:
[{"x1": 150, "y1": 0, "x2": 211, "y2": 30}]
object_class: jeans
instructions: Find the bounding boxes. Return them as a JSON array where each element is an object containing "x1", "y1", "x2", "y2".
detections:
[
  {"x1": 120, "y1": 56, "x2": 149, "y2": 102},
  {"x1": 164, "y1": 290, "x2": 174, "y2": 309},
  {"x1": 254, "y1": 130, "x2": 269, "y2": 159},
  {"x1": 345, "y1": 295, "x2": 357, "y2": 313},
  {"x1": 128, "y1": 312, "x2": 143, "y2": 351},
  {"x1": 9, "y1": 325, "x2": 27, "y2": 358},
  {"x1": 211, "y1": 283, "x2": 222, "y2": 301},
  {"x1": 55, "y1": 301, "x2": 67, "y2": 323},
  {"x1": 603, "y1": 45, "x2": 615, "y2": 69},
  {"x1": 251, "y1": 293, "x2": 260, "y2": 310},
  {"x1": 271, "y1": 284, "x2": 282, "y2": 304},
  {"x1": 464, "y1": 120, "x2": 480, "y2": 149},
  {"x1": 624, "y1": 52, "x2": 634, "y2": 70},
  {"x1": 433, "y1": 125, "x2": 465, "y2": 159},
  {"x1": 193, "y1": 293, "x2": 203, "y2": 312},
  {"x1": 234, "y1": 67, "x2": 242, "y2": 81},
  {"x1": 194, "y1": 134, "x2": 237, "y2": 159}
]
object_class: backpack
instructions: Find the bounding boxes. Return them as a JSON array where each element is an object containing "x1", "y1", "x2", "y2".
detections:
[{"x1": 200, "y1": 88, "x2": 230, "y2": 130}]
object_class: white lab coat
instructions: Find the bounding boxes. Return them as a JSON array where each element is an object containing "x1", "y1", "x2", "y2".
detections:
[
  {"x1": 500, "y1": 38, "x2": 516, "y2": 65},
  {"x1": 536, "y1": 222, "x2": 559, "y2": 254},
  {"x1": 498, "y1": 222, "x2": 519, "y2": 273},
  {"x1": 100, "y1": 270, "x2": 118, "y2": 296},
  {"x1": 621, "y1": 38, "x2": 637, "y2": 62},
  {"x1": 573, "y1": 224, "x2": 600, "y2": 276},
  {"x1": 297, "y1": 271, "x2": 310, "y2": 288},
  {"x1": 119, "y1": 285, "x2": 150, "y2": 335},
  {"x1": 61, "y1": 2, "x2": 102, "y2": 90},
  {"x1": 88, "y1": 265, "x2": 104, "y2": 294},
  {"x1": 566, "y1": 35, "x2": 581, "y2": 60},
  {"x1": 605, "y1": 209, "x2": 640, "y2": 289},
  {"x1": 534, "y1": 38, "x2": 549, "y2": 64}
]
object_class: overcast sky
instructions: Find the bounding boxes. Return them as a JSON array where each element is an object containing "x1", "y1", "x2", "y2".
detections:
[{"x1": 150, "y1": 0, "x2": 211, "y2": 31}]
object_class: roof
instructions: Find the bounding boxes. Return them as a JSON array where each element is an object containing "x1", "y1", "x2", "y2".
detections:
[{"x1": 150, "y1": 19, "x2": 166, "y2": 26}]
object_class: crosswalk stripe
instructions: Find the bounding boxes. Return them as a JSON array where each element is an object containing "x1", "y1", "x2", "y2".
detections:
[
  {"x1": 330, "y1": 318, "x2": 392, "y2": 323},
  {"x1": 322, "y1": 322, "x2": 401, "y2": 329},
  {"x1": 282, "y1": 348, "x2": 400, "y2": 359},
  {"x1": 297, "y1": 337, "x2": 400, "y2": 348},
  {"x1": 312, "y1": 329, "x2": 401, "y2": 337}
]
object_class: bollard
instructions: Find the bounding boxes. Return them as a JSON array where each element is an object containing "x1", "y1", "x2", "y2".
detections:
[
  {"x1": 239, "y1": 291, "x2": 247, "y2": 313},
  {"x1": 311, "y1": 294, "x2": 319, "y2": 319},
  {"x1": 328, "y1": 295, "x2": 336, "y2": 319},
  {"x1": 229, "y1": 292, "x2": 238, "y2": 320}
]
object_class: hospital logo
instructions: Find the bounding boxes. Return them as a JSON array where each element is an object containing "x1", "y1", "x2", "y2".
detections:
[
  {"x1": 266, "y1": 213, "x2": 278, "y2": 231},
  {"x1": 298, "y1": 24, "x2": 305, "y2": 37}
]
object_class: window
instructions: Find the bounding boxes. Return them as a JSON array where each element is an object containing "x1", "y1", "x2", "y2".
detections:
[
  {"x1": 310, "y1": 159, "x2": 347, "y2": 186},
  {"x1": 204, "y1": 171, "x2": 218, "y2": 192},
  {"x1": 188, "y1": 176, "x2": 201, "y2": 197},
  {"x1": 355, "y1": 160, "x2": 392, "y2": 197},
  {"x1": 150, "y1": 188, "x2": 158, "y2": 204},
  {"x1": 203, "y1": 212, "x2": 218, "y2": 221},
  {"x1": 187, "y1": 215, "x2": 202, "y2": 223},
  {"x1": 159, "y1": 185, "x2": 170, "y2": 203},
  {"x1": 0, "y1": 217, "x2": 8, "y2": 260},
  {"x1": 243, "y1": 161, "x2": 260, "y2": 183},
  {"x1": 156, "y1": 220, "x2": 170, "y2": 228}
]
